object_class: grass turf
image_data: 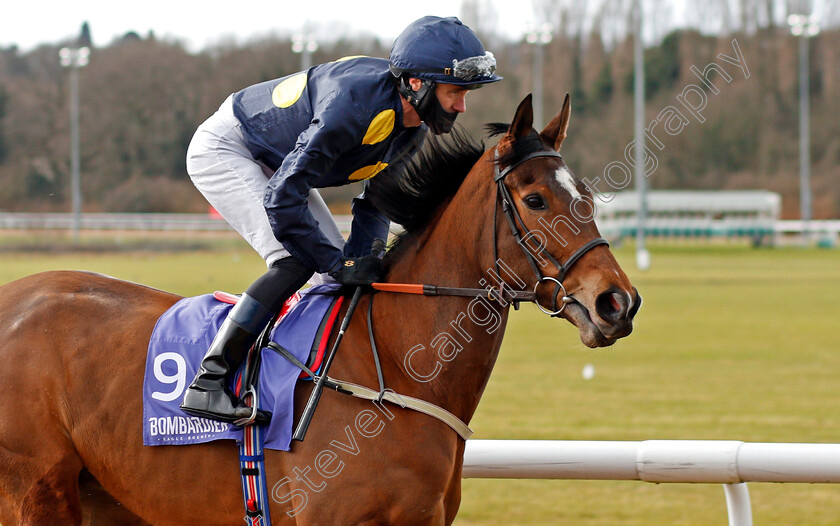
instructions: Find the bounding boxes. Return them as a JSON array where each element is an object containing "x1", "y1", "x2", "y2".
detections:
[
  {"x1": 0, "y1": 241, "x2": 837, "y2": 524},
  {"x1": 458, "y1": 244, "x2": 840, "y2": 525}
]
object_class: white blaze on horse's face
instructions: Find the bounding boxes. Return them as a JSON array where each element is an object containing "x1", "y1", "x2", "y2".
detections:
[{"x1": 554, "y1": 166, "x2": 581, "y2": 199}]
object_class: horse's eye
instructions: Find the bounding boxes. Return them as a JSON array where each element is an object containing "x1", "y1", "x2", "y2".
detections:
[{"x1": 523, "y1": 193, "x2": 546, "y2": 210}]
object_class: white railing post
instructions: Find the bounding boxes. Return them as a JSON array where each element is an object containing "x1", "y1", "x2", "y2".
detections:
[{"x1": 723, "y1": 483, "x2": 753, "y2": 526}]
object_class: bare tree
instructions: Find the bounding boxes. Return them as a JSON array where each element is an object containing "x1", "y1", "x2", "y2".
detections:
[
  {"x1": 532, "y1": 0, "x2": 587, "y2": 38},
  {"x1": 647, "y1": 0, "x2": 676, "y2": 43},
  {"x1": 596, "y1": 0, "x2": 633, "y2": 48},
  {"x1": 461, "y1": 0, "x2": 501, "y2": 40},
  {"x1": 685, "y1": 0, "x2": 729, "y2": 34}
]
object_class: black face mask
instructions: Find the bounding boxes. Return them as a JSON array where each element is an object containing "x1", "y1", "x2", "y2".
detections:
[
  {"x1": 421, "y1": 94, "x2": 458, "y2": 135},
  {"x1": 399, "y1": 78, "x2": 458, "y2": 135}
]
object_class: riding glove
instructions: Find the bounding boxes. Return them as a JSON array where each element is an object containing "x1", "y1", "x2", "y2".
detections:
[{"x1": 329, "y1": 254, "x2": 383, "y2": 285}]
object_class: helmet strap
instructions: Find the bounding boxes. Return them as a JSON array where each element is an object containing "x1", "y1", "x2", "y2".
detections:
[
  {"x1": 397, "y1": 76, "x2": 434, "y2": 113},
  {"x1": 397, "y1": 77, "x2": 457, "y2": 135}
]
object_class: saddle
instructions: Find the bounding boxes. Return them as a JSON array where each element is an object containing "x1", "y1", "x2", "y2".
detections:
[
  {"x1": 142, "y1": 284, "x2": 344, "y2": 451},
  {"x1": 213, "y1": 289, "x2": 342, "y2": 385}
]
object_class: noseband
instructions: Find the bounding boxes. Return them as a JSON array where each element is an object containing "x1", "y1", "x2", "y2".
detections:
[{"x1": 492, "y1": 148, "x2": 609, "y2": 316}]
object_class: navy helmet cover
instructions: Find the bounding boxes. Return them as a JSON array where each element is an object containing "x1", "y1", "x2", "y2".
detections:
[{"x1": 389, "y1": 16, "x2": 502, "y2": 86}]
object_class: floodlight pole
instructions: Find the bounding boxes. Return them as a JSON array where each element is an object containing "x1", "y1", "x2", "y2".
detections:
[
  {"x1": 633, "y1": 0, "x2": 650, "y2": 270},
  {"x1": 292, "y1": 28, "x2": 318, "y2": 71},
  {"x1": 788, "y1": 13, "x2": 819, "y2": 245},
  {"x1": 526, "y1": 24, "x2": 552, "y2": 131},
  {"x1": 798, "y1": 35, "x2": 811, "y2": 243},
  {"x1": 60, "y1": 46, "x2": 89, "y2": 243}
]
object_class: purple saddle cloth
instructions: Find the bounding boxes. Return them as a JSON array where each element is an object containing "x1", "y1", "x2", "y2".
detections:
[{"x1": 142, "y1": 284, "x2": 340, "y2": 451}]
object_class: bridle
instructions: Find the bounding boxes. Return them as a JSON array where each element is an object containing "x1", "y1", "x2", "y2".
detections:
[
  {"x1": 286, "y1": 144, "x2": 612, "y2": 442},
  {"x1": 491, "y1": 147, "x2": 609, "y2": 316},
  {"x1": 372, "y1": 144, "x2": 609, "y2": 318}
]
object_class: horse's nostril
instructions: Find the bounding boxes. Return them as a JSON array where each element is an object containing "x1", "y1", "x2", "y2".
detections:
[
  {"x1": 608, "y1": 294, "x2": 621, "y2": 312},
  {"x1": 596, "y1": 290, "x2": 627, "y2": 322}
]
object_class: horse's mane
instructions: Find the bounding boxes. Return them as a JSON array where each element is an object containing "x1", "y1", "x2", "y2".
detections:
[
  {"x1": 366, "y1": 126, "x2": 484, "y2": 233},
  {"x1": 365, "y1": 126, "x2": 484, "y2": 263},
  {"x1": 365, "y1": 122, "x2": 548, "y2": 264}
]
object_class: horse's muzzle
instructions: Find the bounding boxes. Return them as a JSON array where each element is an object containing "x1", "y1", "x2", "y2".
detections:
[
  {"x1": 596, "y1": 287, "x2": 641, "y2": 341},
  {"x1": 562, "y1": 287, "x2": 641, "y2": 348}
]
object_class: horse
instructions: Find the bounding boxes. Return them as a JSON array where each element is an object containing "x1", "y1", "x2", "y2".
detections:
[{"x1": 0, "y1": 94, "x2": 640, "y2": 525}]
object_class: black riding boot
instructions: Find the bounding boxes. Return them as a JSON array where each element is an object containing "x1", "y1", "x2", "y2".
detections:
[
  {"x1": 180, "y1": 257, "x2": 314, "y2": 426},
  {"x1": 180, "y1": 293, "x2": 275, "y2": 426}
]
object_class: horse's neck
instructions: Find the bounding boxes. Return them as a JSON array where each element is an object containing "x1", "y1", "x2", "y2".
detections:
[{"x1": 380, "y1": 172, "x2": 509, "y2": 424}]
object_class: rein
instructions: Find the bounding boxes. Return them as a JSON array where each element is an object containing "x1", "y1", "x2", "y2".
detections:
[
  {"x1": 279, "y1": 144, "x2": 612, "y2": 447},
  {"x1": 370, "y1": 282, "x2": 536, "y2": 305}
]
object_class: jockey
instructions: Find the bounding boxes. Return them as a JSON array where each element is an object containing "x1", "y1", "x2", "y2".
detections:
[{"x1": 180, "y1": 16, "x2": 502, "y2": 426}]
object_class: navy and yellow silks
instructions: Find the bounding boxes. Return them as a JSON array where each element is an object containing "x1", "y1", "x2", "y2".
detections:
[{"x1": 232, "y1": 57, "x2": 427, "y2": 272}]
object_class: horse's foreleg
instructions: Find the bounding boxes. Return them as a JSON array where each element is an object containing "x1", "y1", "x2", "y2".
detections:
[
  {"x1": 356, "y1": 515, "x2": 446, "y2": 526},
  {"x1": 79, "y1": 470, "x2": 152, "y2": 526},
  {"x1": 16, "y1": 453, "x2": 85, "y2": 525},
  {"x1": 0, "y1": 420, "x2": 85, "y2": 526}
]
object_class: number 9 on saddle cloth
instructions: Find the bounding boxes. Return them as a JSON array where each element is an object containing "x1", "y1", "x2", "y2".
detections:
[{"x1": 142, "y1": 284, "x2": 343, "y2": 451}]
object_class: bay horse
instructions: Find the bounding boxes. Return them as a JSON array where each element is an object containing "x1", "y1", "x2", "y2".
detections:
[{"x1": 0, "y1": 94, "x2": 639, "y2": 525}]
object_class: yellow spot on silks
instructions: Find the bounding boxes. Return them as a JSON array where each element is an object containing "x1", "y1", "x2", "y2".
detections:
[
  {"x1": 335, "y1": 55, "x2": 367, "y2": 62},
  {"x1": 272, "y1": 74, "x2": 307, "y2": 108},
  {"x1": 348, "y1": 162, "x2": 388, "y2": 181},
  {"x1": 362, "y1": 110, "x2": 395, "y2": 145}
]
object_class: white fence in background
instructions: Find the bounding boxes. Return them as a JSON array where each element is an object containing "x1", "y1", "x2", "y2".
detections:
[
  {"x1": 462, "y1": 440, "x2": 840, "y2": 526},
  {"x1": 0, "y1": 212, "x2": 840, "y2": 251},
  {"x1": 0, "y1": 212, "x2": 350, "y2": 234},
  {"x1": 1, "y1": 212, "x2": 838, "y2": 240}
]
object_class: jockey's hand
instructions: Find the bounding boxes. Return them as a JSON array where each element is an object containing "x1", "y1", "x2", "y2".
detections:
[{"x1": 329, "y1": 255, "x2": 383, "y2": 286}]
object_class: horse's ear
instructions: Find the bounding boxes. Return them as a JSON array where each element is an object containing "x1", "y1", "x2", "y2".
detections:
[
  {"x1": 508, "y1": 94, "x2": 534, "y2": 140},
  {"x1": 540, "y1": 93, "x2": 571, "y2": 151}
]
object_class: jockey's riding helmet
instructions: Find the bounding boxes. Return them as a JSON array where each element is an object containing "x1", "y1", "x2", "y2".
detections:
[
  {"x1": 390, "y1": 16, "x2": 501, "y2": 134},
  {"x1": 389, "y1": 16, "x2": 502, "y2": 87}
]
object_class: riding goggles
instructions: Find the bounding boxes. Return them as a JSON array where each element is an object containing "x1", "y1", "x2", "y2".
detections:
[
  {"x1": 390, "y1": 52, "x2": 499, "y2": 85},
  {"x1": 449, "y1": 52, "x2": 498, "y2": 81}
]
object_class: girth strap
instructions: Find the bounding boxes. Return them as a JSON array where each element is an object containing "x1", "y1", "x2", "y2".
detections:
[
  {"x1": 238, "y1": 423, "x2": 271, "y2": 525},
  {"x1": 235, "y1": 330, "x2": 272, "y2": 526}
]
